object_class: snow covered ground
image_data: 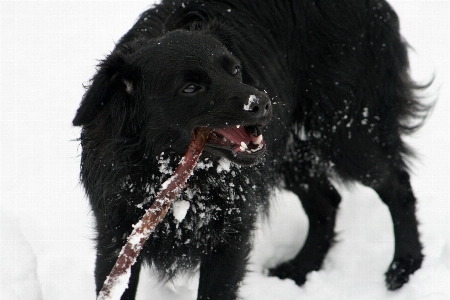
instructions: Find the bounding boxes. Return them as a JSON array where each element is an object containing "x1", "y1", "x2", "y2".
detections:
[{"x1": 1, "y1": 1, "x2": 449, "y2": 299}]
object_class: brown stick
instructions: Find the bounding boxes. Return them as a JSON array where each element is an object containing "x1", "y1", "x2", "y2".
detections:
[{"x1": 97, "y1": 127, "x2": 211, "y2": 300}]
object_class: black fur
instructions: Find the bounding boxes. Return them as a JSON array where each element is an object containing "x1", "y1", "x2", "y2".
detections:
[{"x1": 74, "y1": 1, "x2": 431, "y2": 299}]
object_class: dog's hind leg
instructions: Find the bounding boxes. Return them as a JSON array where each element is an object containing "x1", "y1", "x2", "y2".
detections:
[
  {"x1": 269, "y1": 170, "x2": 341, "y2": 286},
  {"x1": 364, "y1": 168, "x2": 423, "y2": 290},
  {"x1": 333, "y1": 136, "x2": 423, "y2": 290}
]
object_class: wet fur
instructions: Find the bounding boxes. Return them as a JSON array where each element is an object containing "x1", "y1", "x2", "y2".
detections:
[{"x1": 73, "y1": 0, "x2": 431, "y2": 299}]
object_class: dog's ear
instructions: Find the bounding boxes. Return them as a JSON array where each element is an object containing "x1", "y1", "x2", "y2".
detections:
[{"x1": 73, "y1": 45, "x2": 136, "y2": 126}]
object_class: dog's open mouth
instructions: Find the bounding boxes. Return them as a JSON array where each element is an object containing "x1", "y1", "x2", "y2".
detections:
[
  {"x1": 208, "y1": 125, "x2": 265, "y2": 153},
  {"x1": 201, "y1": 125, "x2": 266, "y2": 165}
]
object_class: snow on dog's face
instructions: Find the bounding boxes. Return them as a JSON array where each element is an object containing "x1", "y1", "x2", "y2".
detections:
[{"x1": 73, "y1": 30, "x2": 272, "y2": 165}]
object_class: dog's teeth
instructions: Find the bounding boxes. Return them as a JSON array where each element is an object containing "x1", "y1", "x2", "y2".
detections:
[
  {"x1": 253, "y1": 135, "x2": 263, "y2": 145},
  {"x1": 236, "y1": 125, "x2": 241, "y2": 128},
  {"x1": 251, "y1": 144, "x2": 264, "y2": 153},
  {"x1": 223, "y1": 137, "x2": 228, "y2": 142},
  {"x1": 239, "y1": 142, "x2": 248, "y2": 151}
]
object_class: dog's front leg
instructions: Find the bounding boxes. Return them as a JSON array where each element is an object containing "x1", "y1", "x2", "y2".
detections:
[{"x1": 197, "y1": 229, "x2": 252, "y2": 300}]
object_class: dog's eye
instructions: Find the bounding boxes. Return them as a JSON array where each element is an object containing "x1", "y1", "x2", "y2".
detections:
[
  {"x1": 182, "y1": 84, "x2": 202, "y2": 94},
  {"x1": 232, "y1": 66, "x2": 240, "y2": 76}
]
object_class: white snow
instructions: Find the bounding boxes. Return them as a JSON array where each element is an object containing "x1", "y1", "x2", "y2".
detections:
[
  {"x1": 194, "y1": 159, "x2": 213, "y2": 170},
  {"x1": 172, "y1": 200, "x2": 191, "y2": 222},
  {"x1": 161, "y1": 174, "x2": 178, "y2": 191},
  {"x1": 158, "y1": 153, "x2": 173, "y2": 175},
  {"x1": 217, "y1": 158, "x2": 231, "y2": 173},
  {"x1": 123, "y1": 79, "x2": 133, "y2": 94},
  {"x1": 1, "y1": 1, "x2": 449, "y2": 300},
  {"x1": 244, "y1": 95, "x2": 258, "y2": 111}
]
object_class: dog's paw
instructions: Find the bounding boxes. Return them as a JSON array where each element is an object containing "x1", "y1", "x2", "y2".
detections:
[
  {"x1": 268, "y1": 262, "x2": 308, "y2": 286},
  {"x1": 385, "y1": 257, "x2": 422, "y2": 290}
]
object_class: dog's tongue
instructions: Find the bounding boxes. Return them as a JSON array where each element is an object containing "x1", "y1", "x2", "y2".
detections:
[{"x1": 213, "y1": 126, "x2": 251, "y2": 145}]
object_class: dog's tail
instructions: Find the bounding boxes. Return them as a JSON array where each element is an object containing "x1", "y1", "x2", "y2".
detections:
[{"x1": 380, "y1": 2, "x2": 435, "y2": 135}]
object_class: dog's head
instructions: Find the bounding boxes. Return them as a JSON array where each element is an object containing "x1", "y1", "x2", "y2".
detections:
[{"x1": 73, "y1": 30, "x2": 272, "y2": 165}]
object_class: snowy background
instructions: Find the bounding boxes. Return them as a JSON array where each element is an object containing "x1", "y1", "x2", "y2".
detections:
[{"x1": 1, "y1": 1, "x2": 449, "y2": 299}]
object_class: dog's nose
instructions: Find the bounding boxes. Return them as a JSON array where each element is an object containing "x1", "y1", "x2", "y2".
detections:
[{"x1": 243, "y1": 94, "x2": 272, "y2": 118}]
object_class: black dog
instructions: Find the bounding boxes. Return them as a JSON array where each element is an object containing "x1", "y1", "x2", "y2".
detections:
[{"x1": 73, "y1": 1, "x2": 431, "y2": 299}]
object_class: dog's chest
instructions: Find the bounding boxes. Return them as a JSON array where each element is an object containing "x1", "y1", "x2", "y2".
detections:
[
  {"x1": 165, "y1": 167, "x2": 252, "y2": 246},
  {"x1": 139, "y1": 159, "x2": 260, "y2": 270}
]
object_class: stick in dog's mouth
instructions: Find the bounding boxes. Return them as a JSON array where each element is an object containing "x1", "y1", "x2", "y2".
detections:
[{"x1": 97, "y1": 127, "x2": 211, "y2": 300}]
